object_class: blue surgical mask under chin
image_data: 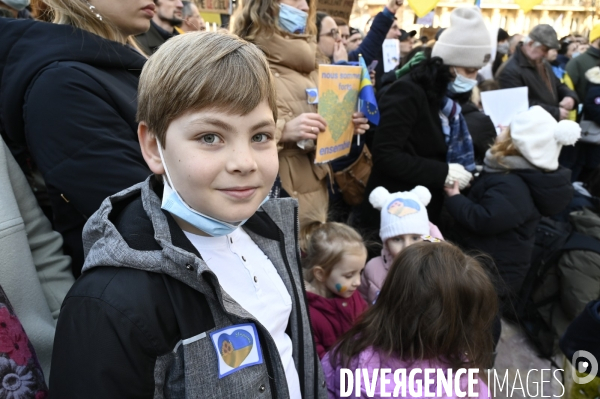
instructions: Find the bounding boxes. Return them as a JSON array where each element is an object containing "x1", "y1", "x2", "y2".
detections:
[
  {"x1": 278, "y1": 3, "x2": 308, "y2": 34},
  {"x1": 156, "y1": 140, "x2": 268, "y2": 237},
  {"x1": 448, "y1": 68, "x2": 478, "y2": 94}
]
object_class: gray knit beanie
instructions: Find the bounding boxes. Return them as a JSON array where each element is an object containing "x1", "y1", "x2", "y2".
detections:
[{"x1": 432, "y1": 6, "x2": 491, "y2": 68}]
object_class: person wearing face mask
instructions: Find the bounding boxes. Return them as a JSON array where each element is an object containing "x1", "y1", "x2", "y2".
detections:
[
  {"x1": 497, "y1": 24, "x2": 578, "y2": 121},
  {"x1": 232, "y1": 0, "x2": 370, "y2": 231},
  {"x1": 357, "y1": 6, "x2": 489, "y2": 238},
  {"x1": 0, "y1": 0, "x2": 29, "y2": 18}
]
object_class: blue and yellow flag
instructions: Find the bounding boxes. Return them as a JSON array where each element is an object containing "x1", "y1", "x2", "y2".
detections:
[{"x1": 358, "y1": 54, "x2": 380, "y2": 125}]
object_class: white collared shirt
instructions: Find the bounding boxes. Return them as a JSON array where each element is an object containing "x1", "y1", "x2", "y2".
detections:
[{"x1": 184, "y1": 228, "x2": 301, "y2": 399}]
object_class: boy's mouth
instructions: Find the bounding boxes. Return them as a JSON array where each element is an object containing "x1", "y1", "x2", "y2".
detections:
[{"x1": 218, "y1": 187, "x2": 258, "y2": 200}]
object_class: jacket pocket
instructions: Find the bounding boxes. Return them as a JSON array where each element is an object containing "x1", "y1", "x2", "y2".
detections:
[{"x1": 181, "y1": 326, "x2": 273, "y2": 399}]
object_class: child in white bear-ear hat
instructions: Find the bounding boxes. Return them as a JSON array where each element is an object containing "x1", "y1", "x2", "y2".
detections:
[
  {"x1": 444, "y1": 105, "x2": 580, "y2": 311},
  {"x1": 358, "y1": 185, "x2": 444, "y2": 304}
]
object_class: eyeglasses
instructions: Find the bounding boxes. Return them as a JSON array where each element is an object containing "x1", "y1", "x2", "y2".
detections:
[{"x1": 320, "y1": 28, "x2": 340, "y2": 40}]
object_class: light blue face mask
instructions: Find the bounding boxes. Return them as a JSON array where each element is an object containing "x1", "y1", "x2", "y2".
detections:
[
  {"x1": 572, "y1": 52, "x2": 581, "y2": 58},
  {"x1": 156, "y1": 140, "x2": 268, "y2": 237},
  {"x1": 278, "y1": 3, "x2": 308, "y2": 34},
  {"x1": 3, "y1": 0, "x2": 30, "y2": 11},
  {"x1": 448, "y1": 68, "x2": 478, "y2": 94}
]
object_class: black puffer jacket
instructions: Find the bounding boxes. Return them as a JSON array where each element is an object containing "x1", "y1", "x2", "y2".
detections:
[
  {"x1": 0, "y1": 19, "x2": 150, "y2": 276},
  {"x1": 359, "y1": 73, "x2": 448, "y2": 236},
  {"x1": 445, "y1": 161, "x2": 573, "y2": 296}
]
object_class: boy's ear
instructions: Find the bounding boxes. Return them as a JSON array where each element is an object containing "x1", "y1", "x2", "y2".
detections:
[
  {"x1": 313, "y1": 266, "x2": 326, "y2": 283},
  {"x1": 138, "y1": 122, "x2": 165, "y2": 175}
]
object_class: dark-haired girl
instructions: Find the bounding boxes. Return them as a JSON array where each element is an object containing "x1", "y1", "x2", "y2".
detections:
[{"x1": 322, "y1": 241, "x2": 495, "y2": 398}]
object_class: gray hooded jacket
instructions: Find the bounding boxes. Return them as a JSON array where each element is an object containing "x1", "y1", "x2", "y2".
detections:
[{"x1": 49, "y1": 176, "x2": 327, "y2": 399}]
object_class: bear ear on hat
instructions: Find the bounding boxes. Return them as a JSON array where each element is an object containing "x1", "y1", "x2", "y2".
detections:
[
  {"x1": 554, "y1": 120, "x2": 581, "y2": 146},
  {"x1": 369, "y1": 186, "x2": 390, "y2": 210},
  {"x1": 411, "y1": 185, "x2": 432, "y2": 206}
]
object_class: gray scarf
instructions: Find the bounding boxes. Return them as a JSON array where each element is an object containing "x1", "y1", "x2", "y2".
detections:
[{"x1": 483, "y1": 149, "x2": 538, "y2": 173}]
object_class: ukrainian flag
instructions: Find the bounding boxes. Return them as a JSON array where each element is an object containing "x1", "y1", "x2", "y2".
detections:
[{"x1": 358, "y1": 54, "x2": 380, "y2": 125}]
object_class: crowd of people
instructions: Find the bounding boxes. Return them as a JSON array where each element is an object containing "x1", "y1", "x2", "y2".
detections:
[{"x1": 0, "y1": 0, "x2": 599, "y2": 398}]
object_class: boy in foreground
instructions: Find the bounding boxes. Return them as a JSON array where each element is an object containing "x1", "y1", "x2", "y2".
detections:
[{"x1": 49, "y1": 32, "x2": 326, "y2": 399}]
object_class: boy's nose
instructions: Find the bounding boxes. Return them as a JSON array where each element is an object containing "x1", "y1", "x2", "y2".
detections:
[{"x1": 227, "y1": 146, "x2": 258, "y2": 174}]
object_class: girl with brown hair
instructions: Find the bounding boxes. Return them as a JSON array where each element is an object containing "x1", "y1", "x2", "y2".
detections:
[
  {"x1": 300, "y1": 207, "x2": 368, "y2": 359},
  {"x1": 322, "y1": 240, "x2": 497, "y2": 398},
  {"x1": 232, "y1": 0, "x2": 369, "y2": 227}
]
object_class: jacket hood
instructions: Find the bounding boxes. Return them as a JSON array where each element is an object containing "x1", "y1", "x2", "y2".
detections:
[
  {"x1": 0, "y1": 18, "x2": 146, "y2": 146},
  {"x1": 254, "y1": 33, "x2": 317, "y2": 75},
  {"x1": 486, "y1": 163, "x2": 573, "y2": 216},
  {"x1": 81, "y1": 176, "x2": 299, "y2": 288}
]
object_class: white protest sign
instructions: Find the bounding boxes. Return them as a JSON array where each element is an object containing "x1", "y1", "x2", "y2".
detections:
[
  {"x1": 382, "y1": 39, "x2": 400, "y2": 73},
  {"x1": 481, "y1": 86, "x2": 529, "y2": 134}
]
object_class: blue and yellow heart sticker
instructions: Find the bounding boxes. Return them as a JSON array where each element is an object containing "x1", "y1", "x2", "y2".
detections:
[
  {"x1": 210, "y1": 323, "x2": 263, "y2": 378},
  {"x1": 387, "y1": 198, "x2": 420, "y2": 218}
]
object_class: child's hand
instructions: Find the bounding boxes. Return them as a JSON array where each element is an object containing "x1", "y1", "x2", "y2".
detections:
[
  {"x1": 353, "y1": 112, "x2": 369, "y2": 135},
  {"x1": 444, "y1": 180, "x2": 460, "y2": 197}
]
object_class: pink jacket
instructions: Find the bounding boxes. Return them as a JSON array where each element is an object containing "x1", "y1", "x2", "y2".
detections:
[
  {"x1": 322, "y1": 347, "x2": 490, "y2": 399},
  {"x1": 359, "y1": 223, "x2": 443, "y2": 304}
]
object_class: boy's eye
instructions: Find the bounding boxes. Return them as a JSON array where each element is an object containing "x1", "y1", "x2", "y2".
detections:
[
  {"x1": 199, "y1": 134, "x2": 222, "y2": 144},
  {"x1": 413, "y1": 235, "x2": 421, "y2": 241},
  {"x1": 344, "y1": 273, "x2": 354, "y2": 278},
  {"x1": 251, "y1": 133, "x2": 270, "y2": 143}
]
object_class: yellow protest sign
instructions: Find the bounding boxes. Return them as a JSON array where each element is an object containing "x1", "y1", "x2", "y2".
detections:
[
  {"x1": 514, "y1": 0, "x2": 543, "y2": 13},
  {"x1": 315, "y1": 65, "x2": 361, "y2": 164},
  {"x1": 407, "y1": 0, "x2": 440, "y2": 19}
]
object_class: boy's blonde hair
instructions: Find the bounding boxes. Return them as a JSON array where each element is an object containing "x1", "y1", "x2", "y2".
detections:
[{"x1": 137, "y1": 32, "x2": 278, "y2": 147}]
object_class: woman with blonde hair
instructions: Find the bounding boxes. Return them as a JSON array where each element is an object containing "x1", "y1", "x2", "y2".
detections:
[
  {"x1": 444, "y1": 106, "x2": 578, "y2": 311},
  {"x1": 0, "y1": 0, "x2": 155, "y2": 276},
  {"x1": 232, "y1": 0, "x2": 369, "y2": 226}
]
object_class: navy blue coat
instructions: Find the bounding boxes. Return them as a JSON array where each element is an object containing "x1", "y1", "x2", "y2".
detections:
[
  {"x1": 0, "y1": 19, "x2": 151, "y2": 276},
  {"x1": 445, "y1": 166, "x2": 573, "y2": 296}
]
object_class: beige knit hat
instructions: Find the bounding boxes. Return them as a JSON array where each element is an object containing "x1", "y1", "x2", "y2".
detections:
[{"x1": 432, "y1": 7, "x2": 491, "y2": 68}]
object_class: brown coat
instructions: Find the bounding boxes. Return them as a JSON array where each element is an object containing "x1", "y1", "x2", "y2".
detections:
[{"x1": 254, "y1": 33, "x2": 329, "y2": 222}]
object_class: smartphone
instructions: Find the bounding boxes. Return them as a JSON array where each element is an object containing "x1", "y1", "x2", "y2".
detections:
[{"x1": 367, "y1": 60, "x2": 379, "y2": 72}]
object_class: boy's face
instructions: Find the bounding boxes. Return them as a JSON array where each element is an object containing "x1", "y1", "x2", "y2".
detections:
[
  {"x1": 141, "y1": 101, "x2": 278, "y2": 226},
  {"x1": 386, "y1": 234, "x2": 422, "y2": 258}
]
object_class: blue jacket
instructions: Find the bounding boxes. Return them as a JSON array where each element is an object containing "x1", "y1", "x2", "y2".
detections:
[{"x1": 347, "y1": 9, "x2": 395, "y2": 65}]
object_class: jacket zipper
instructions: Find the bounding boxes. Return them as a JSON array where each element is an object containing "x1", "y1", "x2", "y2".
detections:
[
  {"x1": 205, "y1": 271, "x2": 279, "y2": 398},
  {"x1": 278, "y1": 206, "x2": 306, "y2": 399},
  {"x1": 293, "y1": 206, "x2": 321, "y2": 398}
]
